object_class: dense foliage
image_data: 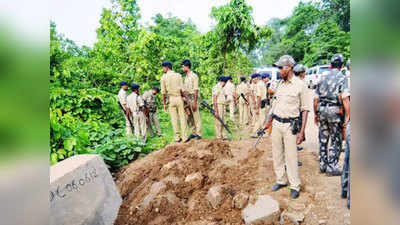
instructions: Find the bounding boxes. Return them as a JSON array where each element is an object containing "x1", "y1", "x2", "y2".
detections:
[
  {"x1": 251, "y1": 0, "x2": 350, "y2": 67},
  {"x1": 50, "y1": 0, "x2": 350, "y2": 170}
]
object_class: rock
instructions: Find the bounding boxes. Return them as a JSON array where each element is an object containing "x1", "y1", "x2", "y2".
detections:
[
  {"x1": 197, "y1": 150, "x2": 213, "y2": 159},
  {"x1": 207, "y1": 186, "x2": 223, "y2": 209},
  {"x1": 315, "y1": 191, "x2": 326, "y2": 201},
  {"x1": 50, "y1": 154, "x2": 122, "y2": 225},
  {"x1": 241, "y1": 195, "x2": 280, "y2": 224},
  {"x1": 162, "y1": 192, "x2": 180, "y2": 205},
  {"x1": 280, "y1": 211, "x2": 304, "y2": 224},
  {"x1": 162, "y1": 175, "x2": 181, "y2": 185},
  {"x1": 185, "y1": 172, "x2": 204, "y2": 188},
  {"x1": 289, "y1": 202, "x2": 306, "y2": 211},
  {"x1": 162, "y1": 160, "x2": 178, "y2": 171},
  {"x1": 233, "y1": 193, "x2": 249, "y2": 209},
  {"x1": 141, "y1": 181, "x2": 166, "y2": 209}
]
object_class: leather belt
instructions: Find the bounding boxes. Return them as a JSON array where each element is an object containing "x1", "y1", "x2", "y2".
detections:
[{"x1": 272, "y1": 114, "x2": 298, "y2": 123}]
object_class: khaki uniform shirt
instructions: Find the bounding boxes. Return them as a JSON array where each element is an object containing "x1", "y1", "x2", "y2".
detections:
[
  {"x1": 118, "y1": 88, "x2": 127, "y2": 105},
  {"x1": 270, "y1": 76, "x2": 310, "y2": 118},
  {"x1": 183, "y1": 71, "x2": 199, "y2": 95},
  {"x1": 212, "y1": 82, "x2": 226, "y2": 105},
  {"x1": 160, "y1": 70, "x2": 183, "y2": 97},
  {"x1": 250, "y1": 82, "x2": 256, "y2": 101},
  {"x1": 256, "y1": 81, "x2": 267, "y2": 99},
  {"x1": 127, "y1": 92, "x2": 144, "y2": 113},
  {"x1": 224, "y1": 81, "x2": 236, "y2": 97},
  {"x1": 237, "y1": 82, "x2": 250, "y2": 104}
]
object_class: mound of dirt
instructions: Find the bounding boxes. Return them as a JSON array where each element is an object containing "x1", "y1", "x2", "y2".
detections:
[{"x1": 114, "y1": 138, "x2": 349, "y2": 225}]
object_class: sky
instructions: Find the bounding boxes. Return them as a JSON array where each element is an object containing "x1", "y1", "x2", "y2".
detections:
[{"x1": 50, "y1": 0, "x2": 302, "y2": 47}]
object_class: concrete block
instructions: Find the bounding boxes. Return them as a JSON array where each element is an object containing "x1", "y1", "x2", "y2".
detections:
[
  {"x1": 241, "y1": 195, "x2": 280, "y2": 224},
  {"x1": 50, "y1": 154, "x2": 122, "y2": 225}
]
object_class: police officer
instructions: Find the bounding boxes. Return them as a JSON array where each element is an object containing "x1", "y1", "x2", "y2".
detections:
[
  {"x1": 314, "y1": 54, "x2": 349, "y2": 176},
  {"x1": 261, "y1": 55, "x2": 309, "y2": 199},
  {"x1": 237, "y1": 76, "x2": 250, "y2": 126},
  {"x1": 118, "y1": 81, "x2": 132, "y2": 135},
  {"x1": 142, "y1": 86, "x2": 162, "y2": 137},
  {"x1": 294, "y1": 64, "x2": 308, "y2": 152},
  {"x1": 182, "y1": 59, "x2": 202, "y2": 141},
  {"x1": 160, "y1": 61, "x2": 188, "y2": 142},
  {"x1": 224, "y1": 76, "x2": 236, "y2": 122},
  {"x1": 249, "y1": 73, "x2": 260, "y2": 131},
  {"x1": 251, "y1": 73, "x2": 268, "y2": 137},
  {"x1": 341, "y1": 87, "x2": 351, "y2": 209},
  {"x1": 127, "y1": 84, "x2": 147, "y2": 141},
  {"x1": 212, "y1": 76, "x2": 229, "y2": 140}
]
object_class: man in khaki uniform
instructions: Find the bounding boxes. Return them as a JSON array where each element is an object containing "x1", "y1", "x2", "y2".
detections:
[
  {"x1": 160, "y1": 61, "x2": 188, "y2": 142},
  {"x1": 212, "y1": 76, "x2": 229, "y2": 140},
  {"x1": 249, "y1": 74, "x2": 259, "y2": 130},
  {"x1": 236, "y1": 76, "x2": 250, "y2": 126},
  {"x1": 126, "y1": 84, "x2": 147, "y2": 141},
  {"x1": 224, "y1": 76, "x2": 236, "y2": 122},
  {"x1": 261, "y1": 55, "x2": 309, "y2": 199},
  {"x1": 251, "y1": 73, "x2": 269, "y2": 137},
  {"x1": 182, "y1": 59, "x2": 202, "y2": 141},
  {"x1": 142, "y1": 86, "x2": 162, "y2": 137},
  {"x1": 118, "y1": 81, "x2": 132, "y2": 135}
]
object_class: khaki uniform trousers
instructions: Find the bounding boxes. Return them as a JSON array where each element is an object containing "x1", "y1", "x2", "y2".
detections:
[
  {"x1": 271, "y1": 119, "x2": 301, "y2": 191},
  {"x1": 238, "y1": 102, "x2": 249, "y2": 126},
  {"x1": 215, "y1": 104, "x2": 226, "y2": 139},
  {"x1": 226, "y1": 96, "x2": 235, "y2": 121},
  {"x1": 147, "y1": 112, "x2": 161, "y2": 136},
  {"x1": 249, "y1": 101, "x2": 257, "y2": 129},
  {"x1": 124, "y1": 114, "x2": 132, "y2": 135},
  {"x1": 187, "y1": 96, "x2": 202, "y2": 136},
  {"x1": 252, "y1": 107, "x2": 267, "y2": 133},
  {"x1": 129, "y1": 112, "x2": 147, "y2": 139},
  {"x1": 168, "y1": 96, "x2": 188, "y2": 141}
]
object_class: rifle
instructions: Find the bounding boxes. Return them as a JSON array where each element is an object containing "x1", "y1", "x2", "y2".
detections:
[
  {"x1": 240, "y1": 93, "x2": 252, "y2": 117},
  {"x1": 200, "y1": 100, "x2": 232, "y2": 134},
  {"x1": 118, "y1": 101, "x2": 134, "y2": 130},
  {"x1": 253, "y1": 128, "x2": 265, "y2": 149}
]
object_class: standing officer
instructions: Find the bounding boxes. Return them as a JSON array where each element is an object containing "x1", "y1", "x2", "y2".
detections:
[
  {"x1": 160, "y1": 61, "x2": 188, "y2": 142},
  {"x1": 314, "y1": 54, "x2": 349, "y2": 176},
  {"x1": 127, "y1": 84, "x2": 147, "y2": 141},
  {"x1": 251, "y1": 73, "x2": 268, "y2": 137},
  {"x1": 341, "y1": 86, "x2": 351, "y2": 209},
  {"x1": 182, "y1": 59, "x2": 202, "y2": 141},
  {"x1": 118, "y1": 81, "x2": 132, "y2": 135},
  {"x1": 236, "y1": 76, "x2": 250, "y2": 126},
  {"x1": 142, "y1": 86, "x2": 162, "y2": 137},
  {"x1": 224, "y1": 76, "x2": 236, "y2": 122},
  {"x1": 260, "y1": 55, "x2": 309, "y2": 199},
  {"x1": 212, "y1": 76, "x2": 228, "y2": 140},
  {"x1": 294, "y1": 64, "x2": 308, "y2": 152},
  {"x1": 249, "y1": 73, "x2": 260, "y2": 131}
]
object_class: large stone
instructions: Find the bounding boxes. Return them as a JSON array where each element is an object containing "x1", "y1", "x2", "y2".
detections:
[
  {"x1": 206, "y1": 186, "x2": 223, "y2": 209},
  {"x1": 233, "y1": 193, "x2": 249, "y2": 209},
  {"x1": 241, "y1": 195, "x2": 280, "y2": 224},
  {"x1": 185, "y1": 172, "x2": 204, "y2": 188},
  {"x1": 50, "y1": 154, "x2": 122, "y2": 225},
  {"x1": 141, "y1": 181, "x2": 166, "y2": 208}
]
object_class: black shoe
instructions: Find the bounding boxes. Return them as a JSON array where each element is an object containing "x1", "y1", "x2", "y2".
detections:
[
  {"x1": 185, "y1": 134, "x2": 196, "y2": 142},
  {"x1": 297, "y1": 146, "x2": 303, "y2": 151},
  {"x1": 298, "y1": 161, "x2": 302, "y2": 166},
  {"x1": 347, "y1": 200, "x2": 350, "y2": 209},
  {"x1": 222, "y1": 138, "x2": 232, "y2": 141},
  {"x1": 272, "y1": 183, "x2": 287, "y2": 191},
  {"x1": 175, "y1": 138, "x2": 182, "y2": 143},
  {"x1": 290, "y1": 189, "x2": 300, "y2": 199},
  {"x1": 320, "y1": 167, "x2": 327, "y2": 174},
  {"x1": 194, "y1": 135, "x2": 202, "y2": 140},
  {"x1": 341, "y1": 190, "x2": 347, "y2": 199},
  {"x1": 326, "y1": 169, "x2": 342, "y2": 177}
]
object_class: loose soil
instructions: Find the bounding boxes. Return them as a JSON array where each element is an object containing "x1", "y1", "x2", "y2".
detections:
[{"x1": 114, "y1": 136, "x2": 349, "y2": 225}]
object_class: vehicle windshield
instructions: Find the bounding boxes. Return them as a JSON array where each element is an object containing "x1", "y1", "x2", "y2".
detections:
[{"x1": 318, "y1": 67, "x2": 330, "y2": 74}]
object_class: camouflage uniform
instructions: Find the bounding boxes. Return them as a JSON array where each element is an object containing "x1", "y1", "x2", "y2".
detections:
[
  {"x1": 315, "y1": 68, "x2": 349, "y2": 173},
  {"x1": 341, "y1": 121, "x2": 351, "y2": 208},
  {"x1": 142, "y1": 90, "x2": 161, "y2": 136}
]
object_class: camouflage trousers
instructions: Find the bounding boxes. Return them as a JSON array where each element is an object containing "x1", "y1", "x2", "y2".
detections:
[
  {"x1": 318, "y1": 120, "x2": 342, "y2": 172},
  {"x1": 341, "y1": 121, "x2": 351, "y2": 208}
]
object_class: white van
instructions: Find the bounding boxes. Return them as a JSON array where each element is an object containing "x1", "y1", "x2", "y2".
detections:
[{"x1": 305, "y1": 65, "x2": 330, "y2": 88}]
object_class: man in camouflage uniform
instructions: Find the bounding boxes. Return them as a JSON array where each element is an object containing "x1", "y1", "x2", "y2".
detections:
[
  {"x1": 212, "y1": 76, "x2": 229, "y2": 140},
  {"x1": 341, "y1": 83, "x2": 351, "y2": 209},
  {"x1": 160, "y1": 61, "x2": 188, "y2": 142},
  {"x1": 142, "y1": 86, "x2": 162, "y2": 137},
  {"x1": 182, "y1": 59, "x2": 202, "y2": 141},
  {"x1": 236, "y1": 76, "x2": 250, "y2": 126},
  {"x1": 127, "y1": 84, "x2": 147, "y2": 141},
  {"x1": 224, "y1": 76, "x2": 236, "y2": 122},
  {"x1": 314, "y1": 54, "x2": 349, "y2": 176}
]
